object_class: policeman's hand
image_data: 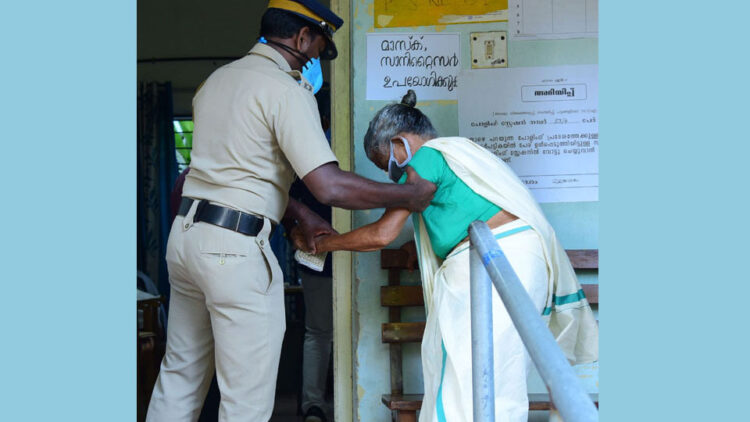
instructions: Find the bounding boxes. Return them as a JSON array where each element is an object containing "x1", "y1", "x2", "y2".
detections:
[
  {"x1": 404, "y1": 166, "x2": 436, "y2": 213},
  {"x1": 290, "y1": 226, "x2": 314, "y2": 253},
  {"x1": 297, "y1": 211, "x2": 338, "y2": 252}
]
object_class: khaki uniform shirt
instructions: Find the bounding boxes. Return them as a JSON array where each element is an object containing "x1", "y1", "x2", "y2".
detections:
[{"x1": 183, "y1": 43, "x2": 337, "y2": 223}]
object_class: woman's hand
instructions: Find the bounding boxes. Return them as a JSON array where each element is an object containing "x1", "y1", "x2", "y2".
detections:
[{"x1": 313, "y1": 233, "x2": 333, "y2": 254}]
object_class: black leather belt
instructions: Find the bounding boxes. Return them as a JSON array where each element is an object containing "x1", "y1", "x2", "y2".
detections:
[{"x1": 178, "y1": 197, "x2": 266, "y2": 237}]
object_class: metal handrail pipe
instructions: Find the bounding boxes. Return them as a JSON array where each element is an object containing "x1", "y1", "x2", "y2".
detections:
[
  {"x1": 470, "y1": 244, "x2": 496, "y2": 422},
  {"x1": 469, "y1": 221, "x2": 598, "y2": 422}
]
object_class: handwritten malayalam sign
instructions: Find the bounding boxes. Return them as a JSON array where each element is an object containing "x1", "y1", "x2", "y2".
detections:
[
  {"x1": 366, "y1": 32, "x2": 460, "y2": 101},
  {"x1": 374, "y1": 0, "x2": 508, "y2": 28},
  {"x1": 458, "y1": 65, "x2": 599, "y2": 203}
]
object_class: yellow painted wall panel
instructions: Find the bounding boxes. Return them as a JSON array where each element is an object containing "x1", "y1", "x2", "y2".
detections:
[{"x1": 374, "y1": 0, "x2": 508, "y2": 28}]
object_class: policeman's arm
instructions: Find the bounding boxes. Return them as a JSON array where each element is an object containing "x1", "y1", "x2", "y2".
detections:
[{"x1": 302, "y1": 163, "x2": 435, "y2": 212}]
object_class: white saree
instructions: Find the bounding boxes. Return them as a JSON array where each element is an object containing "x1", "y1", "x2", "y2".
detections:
[{"x1": 412, "y1": 137, "x2": 599, "y2": 422}]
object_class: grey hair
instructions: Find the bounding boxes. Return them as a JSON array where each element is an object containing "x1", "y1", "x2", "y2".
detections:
[{"x1": 363, "y1": 90, "x2": 438, "y2": 163}]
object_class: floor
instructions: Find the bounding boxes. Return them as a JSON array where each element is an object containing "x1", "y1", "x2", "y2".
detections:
[
  {"x1": 268, "y1": 399, "x2": 550, "y2": 422},
  {"x1": 529, "y1": 410, "x2": 552, "y2": 421},
  {"x1": 269, "y1": 394, "x2": 303, "y2": 422}
]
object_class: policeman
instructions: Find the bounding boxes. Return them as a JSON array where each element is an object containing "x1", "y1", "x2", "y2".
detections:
[{"x1": 146, "y1": 1, "x2": 436, "y2": 421}]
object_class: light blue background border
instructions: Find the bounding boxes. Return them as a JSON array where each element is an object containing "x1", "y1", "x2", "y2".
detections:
[
  {"x1": 602, "y1": 1, "x2": 749, "y2": 421},
  {"x1": 2, "y1": 0, "x2": 749, "y2": 420},
  {"x1": 1, "y1": 0, "x2": 135, "y2": 421}
]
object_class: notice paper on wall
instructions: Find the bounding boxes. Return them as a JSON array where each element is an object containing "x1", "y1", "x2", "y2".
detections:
[
  {"x1": 366, "y1": 33, "x2": 460, "y2": 101},
  {"x1": 458, "y1": 65, "x2": 598, "y2": 203},
  {"x1": 509, "y1": 0, "x2": 598, "y2": 39}
]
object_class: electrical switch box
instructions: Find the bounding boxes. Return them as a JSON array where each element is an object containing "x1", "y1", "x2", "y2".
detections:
[{"x1": 470, "y1": 31, "x2": 508, "y2": 69}]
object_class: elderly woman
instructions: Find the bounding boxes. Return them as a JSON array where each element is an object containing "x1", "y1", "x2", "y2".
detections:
[{"x1": 296, "y1": 90, "x2": 598, "y2": 422}]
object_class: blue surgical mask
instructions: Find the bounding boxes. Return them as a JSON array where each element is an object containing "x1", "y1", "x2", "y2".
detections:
[
  {"x1": 301, "y1": 57, "x2": 323, "y2": 94},
  {"x1": 387, "y1": 137, "x2": 413, "y2": 183},
  {"x1": 259, "y1": 37, "x2": 323, "y2": 95}
]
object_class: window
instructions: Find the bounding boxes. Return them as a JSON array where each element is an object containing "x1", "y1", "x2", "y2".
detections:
[{"x1": 173, "y1": 119, "x2": 193, "y2": 173}]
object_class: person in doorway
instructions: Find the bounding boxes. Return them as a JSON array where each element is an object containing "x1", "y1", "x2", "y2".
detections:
[
  {"x1": 146, "y1": 2, "x2": 437, "y2": 421},
  {"x1": 288, "y1": 83, "x2": 334, "y2": 422},
  {"x1": 293, "y1": 90, "x2": 599, "y2": 422}
]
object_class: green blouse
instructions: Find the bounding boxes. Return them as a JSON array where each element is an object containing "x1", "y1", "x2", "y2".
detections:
[{"x1": 398, "y1": 146, "x2": 501, "y2": 258}]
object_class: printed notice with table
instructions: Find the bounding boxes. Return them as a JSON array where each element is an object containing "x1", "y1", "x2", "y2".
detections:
[
  {"x1": 366, "y1": 33, "x2": 460, "y2": 101},
  {"x1": 458, "y1": 65, "x2": 598, "y2": 203},
  {"x1": 509, "y1": 0, "x2": 598, "y2": 39}
]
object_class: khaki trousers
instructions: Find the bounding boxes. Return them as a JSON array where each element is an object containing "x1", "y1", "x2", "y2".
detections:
[{"x1": 146, "y1": 201, "x2": 285, "y2": 422}]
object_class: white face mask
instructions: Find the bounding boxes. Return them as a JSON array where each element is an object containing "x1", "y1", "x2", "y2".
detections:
[{"x1": 387, "y1": 137, "x2": 413, "y2": 183}]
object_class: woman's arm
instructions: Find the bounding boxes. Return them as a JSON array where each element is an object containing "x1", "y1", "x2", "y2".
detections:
[{"x1": 295, "y1": 208, "x2": 411, "y2": 253}]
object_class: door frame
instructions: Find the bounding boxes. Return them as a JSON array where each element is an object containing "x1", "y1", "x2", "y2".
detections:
[{"x1": 329, "y1": 1, "x2": 354, "y2": 421}]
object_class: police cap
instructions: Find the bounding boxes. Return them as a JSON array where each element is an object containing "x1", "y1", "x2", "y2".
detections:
[{"x1": 267, "y1": 0, "x2": 344, "y2": 60}]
